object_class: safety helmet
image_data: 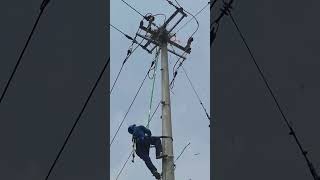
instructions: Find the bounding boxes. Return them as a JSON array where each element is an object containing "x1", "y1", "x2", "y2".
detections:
[{"x1": 128, "y1": 124, "x2": 136, "y2": 134}]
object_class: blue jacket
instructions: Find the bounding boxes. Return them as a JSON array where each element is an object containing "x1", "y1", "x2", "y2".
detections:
[{"x1": 132, "y1": 125, "x2": 152, "y2": 141}]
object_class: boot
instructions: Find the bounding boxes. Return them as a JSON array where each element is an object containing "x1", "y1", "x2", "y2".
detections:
[
  {"x1": 156, "y1": 152, "x2": 167, "y2": 159},
  {"x1": 152, "y1": 171, "x2": 161, "y2": 179}
]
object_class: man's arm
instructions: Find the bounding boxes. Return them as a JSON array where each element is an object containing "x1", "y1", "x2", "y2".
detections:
[{"x1": 142, "y1": 126, "x2": 152, "y2": 136}]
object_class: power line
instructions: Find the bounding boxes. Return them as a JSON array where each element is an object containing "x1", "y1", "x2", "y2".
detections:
[
  {"x1": 110, "y1": 60, "x2": 156, "y2": 146},
  {"x1": 210, "y1": 0, "x2": 229, "y2": 46},
  {"x1": 120, "y1": 0, "x2": 145, "y2": 18},
  {"x1": 45, "y1": 57, "x2": 110, "y2": 180},
  {"x1": 0, "y1": 0, "x2": 50, "y2": 105},
  {"x1": 171, "y1": 0, "x2": 200, "y2": 37},
  {"x1": 109, "y1": 44, "x2": 140, "y2": 94},
  {"x1": 114, "y1": 100, "x2": 161, "y2": 180},
  {"x1": 174, "y1": 2, "x2": 210, "y2": 35},
  {"x1": 181, "y1": 66, "x2": 211, "y2": 125},
  {"x1": 175, "y1": 142, "x2": 191, "y2": 162},
  {"x1": 109, "y1": 23, "x2": 143, "y2": 94},
  {"x1": 115, "y1": 150, "x2": 134, "y2": 180},
  {"x1": 119, "y1": 0, "x2": 159, "y2": 28},
  {"x1": 110, "y1": 24, "x2": 137, "y2": 41},
  {"x1": 170, "y1": 53, "x2": 187, "y2": 89},
  {"x1": 224, "y1": 2, "x2": 319, "y2": 179},
  {"x1": 210, "y1": 0, "x2": 218, "y2": 9}
]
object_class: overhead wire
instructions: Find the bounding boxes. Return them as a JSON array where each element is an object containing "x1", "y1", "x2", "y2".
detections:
[
  {"x1": 222, "y1": 1, "x2": 320, "y2": 179},
  {"x1": 115, "y1": 100, "x2": 161, "y2": 180},
  {"x1": 174, "y1": 1, "x2": 210, "y2": 36},
  {"x1": 211, "y1": 0, "x2": 230, "y2": 46},
  {"x1": 181, "y1": 66, "x2": 211, "y2": 125},
  {"x1": 45, "y1": 57, "x2": 110, "y2": 180},
  {"x1": 170, "y1": 52, "x2": 187, "y2": 89},
  {"x1": 110, "y1": 58, "x2": 157, "y2": 146},
  {"x1": 120, "y1": 0, "x2": 145, "y2": 18},
  {"x1": 114, "y1": 67, "x2": 180, "y2": 179},
  {"x1": 109, "y1": 13, "x2": 160, "y2": 94},
  {"x1": 109, "y1": 23, "x2": 144, "y2": 94},
  {"x1": 172, "y1": 0, "x2": 200, "y2": 38},
  {"x1": 0, "y1": 0, "x2": 51, "y2": 105},
  {"x1": 210, "y1": 0, "x2": 218, "y2": 9},
  {"x1": 119, "y1": 0, "x2": 159, "y2": 28},
  {"x1": 147, "y1": 48, "x2": 160, "y2": 128}
]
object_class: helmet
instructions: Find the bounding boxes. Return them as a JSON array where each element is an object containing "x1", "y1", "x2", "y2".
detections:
[{"x1": 128, "y1": 124, "x2": 136, "y2": 134}]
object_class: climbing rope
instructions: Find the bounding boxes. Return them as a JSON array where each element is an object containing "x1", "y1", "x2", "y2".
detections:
[{"x1": 147, "y1": 48, "x2": 160, "y2": 128}]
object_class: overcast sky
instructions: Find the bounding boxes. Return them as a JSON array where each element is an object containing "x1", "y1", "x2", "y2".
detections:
[{"x1": 110, "y1": 0, "x2": 210, "y2": 180}]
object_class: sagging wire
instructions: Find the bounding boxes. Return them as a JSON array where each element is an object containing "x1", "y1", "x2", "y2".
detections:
[
  {"x1": 114, "y1": 67, "x2": 186, "y2": 179},
  {"x1": 222, "y1": 0, "x2": 320, "y2": 179},
  {"x1": 110, "y1": 59, "x2": 157, "y2": 146},
  {"x1": 147, "y1": 48, "x2": 160, "y2": 128},
  {"x1": 115, "y1": 100, "x2": 161, "y2": 180},
  {"x1": 167, "y1": 142, "x2": 191, "y2": 175},
  {"x1": 148, "y1": 48, "x2": 160, "y2": 79},
  {"x1": 181, "y1": 66, "x2": 211, "y2": 126},
  {"x1": 109, "y1": 24, "x2": 143, "y2": 94},
  {"x1": 153, "y1": 13, "x2": 167, "y2": 25},
  {"x1": 0, "y1": 0, "x2": 51, "y2": 104},
  {"x1": 110, "y1": 13, "x2": 157, "y2": 94},
  {"x1": 211, "y1": 0, "x2": 228, "y2": 46},
  {"x1": 173, "y1": 0, "x2": 200, "y2": 38},
  {"x1": 45, "y1": 57, "x2": 110, "y2": 180},
  {"x1": 170, "y1": 52, "x2": 187, "y2": 90},
  {"x1": 174, "y1": 1, "x2": 210, "y2": 36},
  {"x1": 211, "y1": 22, "x2": 220, "y2": 46}
]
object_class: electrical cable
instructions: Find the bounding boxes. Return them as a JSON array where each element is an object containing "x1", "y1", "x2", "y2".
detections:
[
  {"x1": 147, "y1": 49, "x2": 160, "y2": 128},
  {"x1": 0, "y1": 0, "x2": 50, "y2": 105},
  {"x1": 110, "y1": 60, "x2": 156, "y2": 146},
  {"x1": 153, "y1": 13, "x2": 167, "y2": 25},
  {"x1": 225, "y1": 2, "x2": 320, "y2": 179},
  {"x1": 173, "y1": 0, "x2": 200, "y2": 38},
  {"x1": 109, "y1": 22, "x2": 145, "y2": 94},
  {"x1": 174, "y1": 2, "x2": 210, "y2": 36},
  {"x1": 181, "y1": 66, "x2": 211, "y2": 124},
  {"x1": 120, "y1": 0, "x2": 145, "y2": 18},
  {"x1": 44, "y1": 57, "x2": 110, "y2": 180},
  {"x1": 210, "y1": 0, "x2": 218, "y2": 9},
  {"x1": 114, "y1": 100, "x2": 161, "y2": 180},
  {"x1": 110, "y1": 43, "x2": 141, "y2": 94}
]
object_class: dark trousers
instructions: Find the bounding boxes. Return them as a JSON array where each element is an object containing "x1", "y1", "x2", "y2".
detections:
[{"x1": 136, "y1": 136, "x2": 162, "y2": 173}]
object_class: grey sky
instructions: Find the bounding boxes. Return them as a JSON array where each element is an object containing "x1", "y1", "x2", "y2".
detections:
[
  {"x1": 212, "y1": 0, "x2": 320, "y2": 179},
  {"x1": 110, "y1": 0, "x2": 210, "y2": 180}
]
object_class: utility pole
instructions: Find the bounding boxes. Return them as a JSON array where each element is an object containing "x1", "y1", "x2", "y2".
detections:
[
  {"x1": 135, "y1": 6, "x2": 192, "y2": 180},
  {"x1": 159, "y1": 31, "x2": 174, "y2": 180}
]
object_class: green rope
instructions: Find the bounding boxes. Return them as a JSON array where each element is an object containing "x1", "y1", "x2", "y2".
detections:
[{"x1": 146, "y1": 48, "x2": 160, "y2": 128}]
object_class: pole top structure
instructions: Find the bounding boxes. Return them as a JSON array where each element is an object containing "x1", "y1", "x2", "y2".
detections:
[
  {"x1": 132, "y1": 4, "x2": 194, "y2": 180},
  {"x1": 135, "y1": 6, "x2": 193, "y2": 59}
]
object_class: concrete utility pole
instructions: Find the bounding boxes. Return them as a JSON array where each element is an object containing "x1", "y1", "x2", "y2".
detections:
[
  {"x1": 159, "y1": 31, "x2": 174, "y2": 180},
  {"x1": 135, "y1": 6, "x2": 193, "y2": 180}
]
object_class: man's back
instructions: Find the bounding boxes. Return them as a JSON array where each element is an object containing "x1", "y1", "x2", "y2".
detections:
[{"x1": 132, "y1": 125, "x2": 152, "y2": 141}]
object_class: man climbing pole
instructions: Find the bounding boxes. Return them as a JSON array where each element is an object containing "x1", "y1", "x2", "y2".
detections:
[{"x1": 128, "y1": 124, "x2": 166, "y2": 179}]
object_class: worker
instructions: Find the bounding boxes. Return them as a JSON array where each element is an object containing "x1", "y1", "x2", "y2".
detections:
[{"x1": 128, "y1": 124, "x2": 165, "y2": 179}]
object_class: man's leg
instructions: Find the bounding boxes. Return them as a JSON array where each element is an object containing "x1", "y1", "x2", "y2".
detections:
[
  {"x1": 150, "y1": 136, "x2": 163, "y2": 158},
  {"x1": 136, "y1": 140, "x2": 161, "y2": 179}
]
